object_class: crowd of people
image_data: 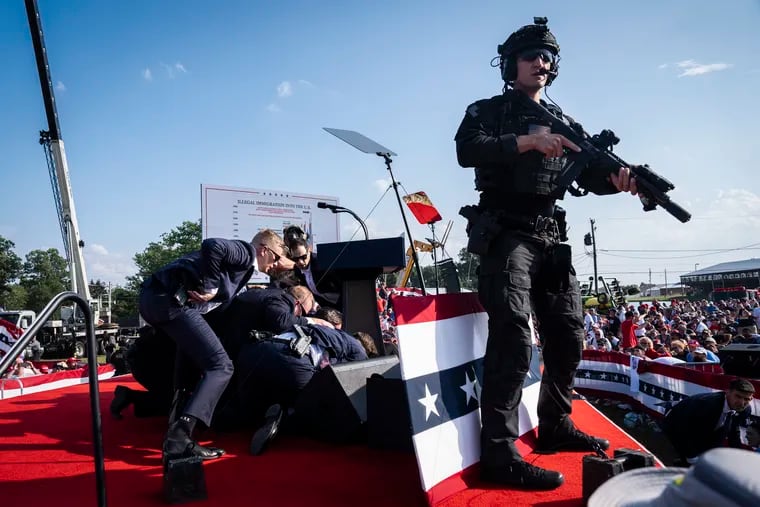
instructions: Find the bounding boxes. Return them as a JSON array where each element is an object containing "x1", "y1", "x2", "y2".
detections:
[
  {"x1": 569, "y1": 295, "x2": 760, "y2": 465},
  {"x1": 578, "y1": 297, "x2": 760, "y2": 363}
]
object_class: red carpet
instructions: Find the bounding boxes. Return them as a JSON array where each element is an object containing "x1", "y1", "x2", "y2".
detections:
[{"x1": 0, "y1": 377, "x2": 656, "y2": 506}]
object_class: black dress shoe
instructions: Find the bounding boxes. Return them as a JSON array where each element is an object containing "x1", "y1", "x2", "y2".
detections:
[
  {"x1": 163, "y1": 434, "x2": 225, "y2": 461},
  {"x1": 110, "y1": 385, "x2": 132, "y2": 419},
  {"x1": 250, "y1": 404, "x2": 283, "y2": 456},
  {"x1": 481, "y1": 461, "x2": 564, "y2": 490},
  {"x1": 535, "y1": 425, "x2": 610, "y2": 454}
]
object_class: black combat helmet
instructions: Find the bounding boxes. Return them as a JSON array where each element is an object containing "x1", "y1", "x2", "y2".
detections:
[{"x1": 497, "y1": 17, "x2": 560, "y2": 86}]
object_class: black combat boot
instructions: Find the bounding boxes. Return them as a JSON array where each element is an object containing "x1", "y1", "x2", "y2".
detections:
[
  {"x1": 535, "y1": 421, "x2": 610, "y2": 454},
  {"x1": 481, "y1": 461, "x2": 564, "y2": 490}
]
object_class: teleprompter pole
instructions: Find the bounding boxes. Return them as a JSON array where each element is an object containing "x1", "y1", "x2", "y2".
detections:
[{"x1": 381, "y1": 153, "x2": 426, "y2": 292}]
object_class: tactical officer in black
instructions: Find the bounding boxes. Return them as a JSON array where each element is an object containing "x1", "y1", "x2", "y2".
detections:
[{"x1": 455, "y1": 18, "x2": 639, "y2": 490}]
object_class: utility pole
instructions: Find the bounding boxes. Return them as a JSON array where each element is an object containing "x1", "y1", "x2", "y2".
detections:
[
  {"x1": 664, "y1": 268, "x2": 668, "y2": 297},
  {"x1": 649, "y1": 268, "x2": 652, "y2": 286},
  {"x1": 590, "y1": 219, "x2": 598, "y2": 296}
]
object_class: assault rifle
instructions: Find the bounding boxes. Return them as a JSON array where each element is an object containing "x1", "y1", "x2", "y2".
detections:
[{"x1": 515, "y1": 93, "x2": 691, "y2": 223}]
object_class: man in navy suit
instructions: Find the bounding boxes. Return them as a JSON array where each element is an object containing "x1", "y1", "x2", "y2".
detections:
[
  {"x1": 233, "y1": 324, "x2": 376, "y2": 454},
  {"x1": 662, "y1": 378, "x2": 756, "y2": 464},
  {"x1": 215, "y1": 285, "x2": 335, "y2": 360},
  {"x1": 139, "y1": 229, "x2": 286, "y2": 461}
]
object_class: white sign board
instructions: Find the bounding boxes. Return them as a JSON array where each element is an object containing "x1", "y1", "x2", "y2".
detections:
[{"x1": 201, "y1": 183, "x2": 340, "y2": 249}]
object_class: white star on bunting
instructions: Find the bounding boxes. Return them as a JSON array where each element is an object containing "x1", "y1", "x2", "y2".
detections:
[
  {"x1": 418, "y1": 383, "x2": 440, "y2": 421},
  {"x1": 460, "y1": 371, "x2": 479, "y2": 406}
]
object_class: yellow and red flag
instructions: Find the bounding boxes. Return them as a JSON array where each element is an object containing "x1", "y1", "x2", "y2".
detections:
[{"x1": 403, "y1": 191, "x2": 442, "y2": 225}]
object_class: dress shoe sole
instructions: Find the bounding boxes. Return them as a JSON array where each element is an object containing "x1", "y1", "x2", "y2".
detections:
[
  {"x1": 534, "y1": 439, "x2": 610, "y2": 455},
  {"x1": 163, "y1": 446, "x2": 225, "y2": 463},
  {"x1": 250, "y1": 405, "x2": 283, "y2": 456},
  {"x1": 480, "y1": 471, "x2": 564, "y2": 490}
]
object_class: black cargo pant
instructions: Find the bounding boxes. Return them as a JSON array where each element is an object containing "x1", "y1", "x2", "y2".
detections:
[{"x1": 478, "y1": 228, "x2": 584, "y2": 467}]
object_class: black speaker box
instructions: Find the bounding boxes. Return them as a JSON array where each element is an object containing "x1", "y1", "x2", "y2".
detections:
[
  {"x1": 367, "y1": 376, "x2": 413, "y2": 452},
  {"x1": 719, "y1": 343, "x2": 760, "y2": 379},
  {"x1": 582, "y1": 448, "x2": 655, "y2": 502},
  {"x1": 434, "y1": 258, "x2": 461, "y2": 294},
  {"x1": 291, "y1": 356, "x2": 401, "y2": 443}
]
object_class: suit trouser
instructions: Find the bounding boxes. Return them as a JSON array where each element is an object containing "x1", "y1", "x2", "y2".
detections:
[
  {"x1": 477, "y1": 229, "x2": 584, "y2": 467},
  {"x1": 228, "y1": 341, "x2": 315, "y2": 426},
  {"x1": 139, "y1": 284, "x2": 234, "y2": 427}
]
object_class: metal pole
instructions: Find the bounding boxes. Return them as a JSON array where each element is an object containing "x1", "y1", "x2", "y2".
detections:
[
  {"x1": 382, "y1": 154, "x2": 426, "y2": 292},
  {"x1": 0, "y1": 292, "x2": 106, "y2": 507},
  {"x1": 590, "y1": 218, "x2": 598, "y2": 296},
  {"x1": 664, "y1": 268, "x2": 668, "y2": 297}
]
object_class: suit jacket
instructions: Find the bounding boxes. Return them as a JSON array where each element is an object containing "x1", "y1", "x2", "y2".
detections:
[
  {"x1": 294, "y1": 252, "x2": 342, "y2": 308},
  {"x1": 151, "y1": 238, "x2": 256, "y2": 306},
  {"x1": 662, "y1": 391, "x2": 751, "y2": 458},
  {"x1": 215, "y1": 287, "x2": 309, "y2": 359}
]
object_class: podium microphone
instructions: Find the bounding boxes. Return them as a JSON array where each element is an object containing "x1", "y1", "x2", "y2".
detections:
[
  {"x1": 316, "y1": 202, "x2": 369, "y2": 240},
  {"x1": 317, "y1": 202, "x2": 342, "y2": 212}
]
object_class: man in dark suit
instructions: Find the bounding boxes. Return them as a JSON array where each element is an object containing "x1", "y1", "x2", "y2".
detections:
[
  {"x1": 215, "y1": 285, "x2": 335, "y2": 360},
  {"x1": 233, "y1": 324, "x2": 374, "y2": 455},
  {"x1": 138, "y1": 229, "x2": 286, "y2": 461},
  {"x1": 662, "y1": 378, "x2": 756, "y2": 464},
  {"x1": 288, "y1": 238, "x2": 342, "y2": 309}
]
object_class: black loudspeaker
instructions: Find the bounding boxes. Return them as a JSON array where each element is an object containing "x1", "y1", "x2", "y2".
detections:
[
  {"x1": 719, "y1": 343, "x2": 760, "y2": 379},
  {"x1": 582, "y1": 448, "x2": 655, "y2": 502},
  {"x1": 291, "y1": 356, "x2": 401, "y2": 443},
  {"x1": 367, "y1": 376, "x2": 413, "y2": 452},
  {"x1": 434, "y1": 258, "x2": 461, "y2": 294}
]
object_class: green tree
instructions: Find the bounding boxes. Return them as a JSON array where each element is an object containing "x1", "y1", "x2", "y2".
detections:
[
  {"x1": 111, "y1": 286, "x2": 139, "y2": 324},
  {"x1": 127, "y1": 220, "x2": 202, "y2": 290},
  {"x1": 408, "y1": 264, "x2": 438, "y2": 290},
  {"x1": 19, "y1": 248, "x2": 69, "y2": 312},
  {"x1": 0, "y1": 236, "x2": 23, "y2": 303},
  {"x1": 2, "y1": 285, "x2": 28, "y2": 310},
  {"x1": 89, "y1": 279, "x2": 108, "y2": 299},
  {"x1": 455, "y1": 247, "x2": 479, "y2": 290}
]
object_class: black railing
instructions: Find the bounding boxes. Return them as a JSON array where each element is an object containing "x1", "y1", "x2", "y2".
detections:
[{"x1": 0, "y1": 291, "x2": 107, "y2": 507}]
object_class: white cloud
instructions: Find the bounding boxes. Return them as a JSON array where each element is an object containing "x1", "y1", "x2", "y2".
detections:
[
  {"x1": 373, "y1": 178, "x2": 393, "y2": 193},
  {"x1": 266, "y1": 103, "x2": 281, "y2": 113},
  {"x1": 585, "y1": 188, "x2": 760, "y2": 287},
  {"x1": 160, "y1": 62, "x2": 188, "y2": 79},
  {"x1": 675, "y1": 60, "x2": 732, "y2": 77},
  {"x1": 83, "y1": 244, "x2": 137, "y2": 285},
  {"x1": 657, "y1": 63, "x2": 668, "y2": 69},
  {"x1": 55, "y1": 81, "x2": 66, "y2": 91},
  {"x1": 89, "y1": 243, "x2": 109, "y2": 256},
  {"x1": 142, "y1": 68, "x2": 153, "y2": 81},
  {"x1": 277, "y1": 81, "x2": 293, "y2": 98},
  {"x1": 298, "y1": 79, "x2": 314, "y2": 87}
]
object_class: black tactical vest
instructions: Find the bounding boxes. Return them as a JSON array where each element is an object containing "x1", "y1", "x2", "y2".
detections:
[{"x1": 474, "y1": 93, "x2": 567, "y2": 199}]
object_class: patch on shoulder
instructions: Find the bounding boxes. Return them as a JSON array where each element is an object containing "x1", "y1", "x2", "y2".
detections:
[{"x1": 466, "y1": 103, "x2": 479, "y2": 118}]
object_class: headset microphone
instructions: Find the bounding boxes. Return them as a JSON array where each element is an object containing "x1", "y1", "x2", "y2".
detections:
[{"x1": 536, "y1": 68, "x2": 558, "y2": 77}]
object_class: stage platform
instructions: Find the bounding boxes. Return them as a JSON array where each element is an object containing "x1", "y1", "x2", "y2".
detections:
[{"x1": 0, "y1": 375, "x2": 658, "y2": 506}]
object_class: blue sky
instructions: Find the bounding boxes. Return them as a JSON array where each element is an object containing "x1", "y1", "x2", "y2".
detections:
[{"x1": 1, "y1": 0, "x2": 759, "y2": 288}]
